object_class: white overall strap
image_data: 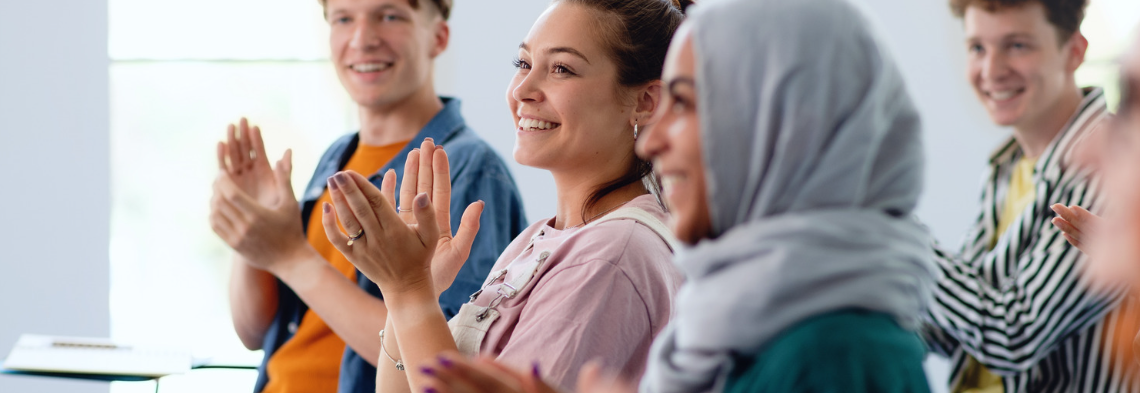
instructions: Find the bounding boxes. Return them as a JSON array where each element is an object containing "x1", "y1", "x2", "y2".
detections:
[{"x1": 583, "y1": 207, "x2": 680, "y2": 252}]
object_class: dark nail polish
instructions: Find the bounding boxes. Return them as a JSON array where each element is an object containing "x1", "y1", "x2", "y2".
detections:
[
  {"x1": 323, "y1": 203, "x2": 331, "y2": 213},
  {"x1": 420, "y1": 366, "x2": 435, "y2": 376},
  {"x1": 438, "y1": 356, "x2": 453, "y2": 368},
  {"x1": 335, "y1": 173, "x2": 348, "y2": 187},
  {"x1": 416, "y1": 193, "x2": 429, "y2": 208},
  {"x1": 531, "y1": 361, "x2": 541, "y2": 378},
  {"x1": 327, "y1": 178, "x2": 338, "y2": 191},
  {"x1": 425, "y1": 388, "x2": 438, "y2": 393}
]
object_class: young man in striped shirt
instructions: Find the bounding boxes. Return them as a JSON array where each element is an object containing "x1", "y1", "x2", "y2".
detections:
[{"x1": 923, "y1": 0, "x2": 1140, "y2": 391}]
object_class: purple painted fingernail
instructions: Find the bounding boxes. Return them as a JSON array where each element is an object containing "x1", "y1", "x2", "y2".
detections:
[
  {"x1": 425, "y1": 388, "x2": 438, "y2": 393},
  {"x1": 323, "y1": 202, "x2": 331, "y2": 213},
  {"x1": 438, "y1": 356, "x2": 453, "y2": 368},
  {"x1": 420, "y1": 366, "x2": 435, "y2": 376},
  {"x1": 531, "y1": 361, "x2": 541, "y2": 378},
  {"x1": 416, "y1": 193, "x2": 429, "y2": 208},
  {"x1": 327, "y1": 177, "x2": 338, "y2": 191}
]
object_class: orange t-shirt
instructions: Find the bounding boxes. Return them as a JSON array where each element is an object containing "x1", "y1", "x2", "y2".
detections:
[{"x1": 262, "y1": 140, "x2": 408, "y2": 393}]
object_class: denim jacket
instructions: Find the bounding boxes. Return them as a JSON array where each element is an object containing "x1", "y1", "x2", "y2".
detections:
[{"x1": 253, "y1": 97, "x2": 528, "y2": 393}]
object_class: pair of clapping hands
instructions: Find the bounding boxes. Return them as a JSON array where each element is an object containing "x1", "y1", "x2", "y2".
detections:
[{"x1": 209, "y1": 118, "x2": 482, "y2": 300}]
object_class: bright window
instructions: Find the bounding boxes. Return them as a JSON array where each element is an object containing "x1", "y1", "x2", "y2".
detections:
[
  {"x1": 1076, "y1": 0, "x2": 1140, "y2": 110},
  {"x1": 108, "y1": 1, "x2": 356, "y2": 392}
]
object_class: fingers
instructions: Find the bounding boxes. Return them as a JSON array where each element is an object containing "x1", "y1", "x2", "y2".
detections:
[
  {"x1": 216, "y1": 141, "x2": 228, "y2": 171},
  {"x1": 1063, "y1": 232, "x2": 1086, "y2": 251},
  {"x1": 209, "y1": 194, "x2": 238, "y2": 240},
  {"x1": 381, "y1": 169, "x2": 397, "y2": 212},
  {"x1": 412, "y1": 192, "x2": 441, "y2": 248},
  {"x1": 452, "y1": 201, "x2": 485, "y2": 254},
  {"x1": 320, "y1": 202, "x2": 352, "y2": 255},
  {"x1": 238, "y1": 118, "x2": 255, "y2": 168},
  {"x1": 1051, "y1": 204, "x2": 1081, "y2": 226},
  {"x1": 250, "y1": 124, "x2": 268, "y2": 165},
  {"x1": 275, "y1": 149, "x2": 295, "y2": 202},
  {"x1": 426, "y1": 354, "x2": 526, "y2": 393},
  {"x1": 1069, "y1": 205, "x2": 1101, "y2": 225},
  {"x1": 433, "y1": 147, "x2": 454, "y2": 236},
  {"x1": 400, "y1": 149, "x2": 421, "y2": 222},
  {"x1": 327, "y1": 172, "x2": 384, "y2": 246},
  {"x1": 343, "y1": 170, "x2": 401, "y2": 229},
  {"x1": 1052, "y1": 217, "x2": 1081, "y2": 237},
  {"x1": 226, "y1": 123, "x2": 243, "y2": 173},
  {"x1": 418, "y1": 138, "x2": 436, "y2": 205}
]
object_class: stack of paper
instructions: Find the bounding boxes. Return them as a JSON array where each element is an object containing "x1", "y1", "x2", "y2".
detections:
[{"x1": 3, "y1": 334, "x2": 192, "y2": 378}]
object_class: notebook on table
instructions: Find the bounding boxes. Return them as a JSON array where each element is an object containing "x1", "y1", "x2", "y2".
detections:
[{"x1": 2, "y1": 334, "x2": 192, "y2": 378}]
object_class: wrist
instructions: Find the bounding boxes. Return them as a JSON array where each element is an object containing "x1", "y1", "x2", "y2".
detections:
[
  {"x1": 384, "y1": 283, "x2": 438, "y2": 317},
  {"x1": 269, "y1": 244, "x2": 321, "y2": 284}
]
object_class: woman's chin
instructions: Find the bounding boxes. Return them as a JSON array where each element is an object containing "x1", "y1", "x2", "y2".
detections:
[{"x1": 512, "y1": 147, "x2": 556, "y2": 169}]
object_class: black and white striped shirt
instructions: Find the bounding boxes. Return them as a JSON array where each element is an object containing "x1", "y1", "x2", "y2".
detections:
[{"x1": 924, "y1": 87, "x2": 1140, "y2": 392}]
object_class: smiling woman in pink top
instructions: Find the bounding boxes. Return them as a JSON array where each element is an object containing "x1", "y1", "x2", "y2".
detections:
[{"x1": 313, "y1": 1, "x2": 690, "y2": 393}]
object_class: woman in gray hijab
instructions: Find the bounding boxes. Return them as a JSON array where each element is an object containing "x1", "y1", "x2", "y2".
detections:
[{"x1": 419, "y1": 0, "x2": 936, "y2": 391}]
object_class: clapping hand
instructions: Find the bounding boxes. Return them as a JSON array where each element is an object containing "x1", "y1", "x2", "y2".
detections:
[
  {"x1": 322, "y1": 138, "x2": 485, "y2": 298},
  {"x1": 209, "y1": 118, "x2": 308, "y2": 273}
]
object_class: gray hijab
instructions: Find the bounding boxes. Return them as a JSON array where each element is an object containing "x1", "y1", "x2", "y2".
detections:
[{"x1": 640, "y1": 0, "x2": 935, "y2": 392}]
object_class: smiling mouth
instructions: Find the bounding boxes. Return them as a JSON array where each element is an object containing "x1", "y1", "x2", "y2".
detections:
[
  {"x1": 658, "y1": 173, "x2": 685, "y2": 194},
  {"x1": 518, "y1": 118, "x2": 561, "y2": 131},
  {"x1": 987, "y1": 88, "x2": 1024, "y2": 102},
  {"x1": 349, "y1": 63, "x2": 393, "y2": 73}
]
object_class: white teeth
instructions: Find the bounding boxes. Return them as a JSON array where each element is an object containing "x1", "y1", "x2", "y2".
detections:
[
  {"x1": 351, "y1": 63, "x2": 391, "y2": 72},
  {"x1": 660, "y1": 175, "x2": 680, "y2": 192},
  {"x1": 990, "y1": 90, "x2": 1018, "y2": 101},
  {"x1": 519, "y1": 118, "x2": 558, "y2": 130}
]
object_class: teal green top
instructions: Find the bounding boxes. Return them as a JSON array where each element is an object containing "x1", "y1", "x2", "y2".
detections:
[{"x1": 724, "y1": 309, "x2": 930, "y2": 393}]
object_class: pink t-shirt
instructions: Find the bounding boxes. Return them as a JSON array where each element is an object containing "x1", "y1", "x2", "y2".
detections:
[{"x1": 464, "y1": 194, "x2": 681, "y2": 390}]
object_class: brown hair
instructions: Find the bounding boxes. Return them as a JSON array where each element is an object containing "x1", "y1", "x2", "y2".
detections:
[
  {"x1": 320, "y1": 0, "x2": 452, "y2": 21},
  {"x1": 949, "y1": 0, "x2": 1088, "y2": 43},
  {"x1": 555, "y1": 0, "x2": 688, "y2": 220}
]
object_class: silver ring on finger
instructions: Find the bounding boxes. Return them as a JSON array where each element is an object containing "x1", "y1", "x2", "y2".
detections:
[
  {"x1": 398, "y1": 207, "x2": 413, "y2": 213},
  {"x1": 347, "y1": 229, "x2": 365, "y2": 246}
]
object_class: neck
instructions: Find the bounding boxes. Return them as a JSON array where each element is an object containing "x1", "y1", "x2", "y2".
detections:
[
  {"x1": 550, "y1": 166, "x2": 649, "y2": 230},
  {"x1": 1012, "y1": 83, "x2": 1084, "y2": 159},
  {"x1": 357, "y1": 84, "x2": 443, "y2": 146}
]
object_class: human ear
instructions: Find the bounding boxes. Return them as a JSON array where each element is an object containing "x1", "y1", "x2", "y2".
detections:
[
  {"x1": 429, "y1": 20, "x2": 450, "y2": 59},
  {"x1": 1065, "y1": 31, "x2": 1089, "y2": 73},
  {"x1": 632, "y1": 81, "x2": 663, "y2": 127}
]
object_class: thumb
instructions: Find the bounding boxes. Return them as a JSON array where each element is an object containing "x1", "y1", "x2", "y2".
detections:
[
  {"x1": 275, "y1": 149, "x2": 295, "y2": 199},
  {"x1": 412, "y1": 192, "x2": 440, "y2": 248}
]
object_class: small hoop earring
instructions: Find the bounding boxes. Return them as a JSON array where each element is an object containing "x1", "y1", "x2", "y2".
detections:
[{"x1": 633, "y1": 122, "x2": 640, "y2": 140}]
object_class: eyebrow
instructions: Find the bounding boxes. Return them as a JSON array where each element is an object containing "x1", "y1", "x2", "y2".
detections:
[
  {"x1": 667, "y1": 77, "x2": 696, "y2": 94},
  {"x1": 966, "y1": 32, "x2": 1036, "y2": 43},
  {"x1": 519, "y1": 43, "x2": 591, "y2": 64}
]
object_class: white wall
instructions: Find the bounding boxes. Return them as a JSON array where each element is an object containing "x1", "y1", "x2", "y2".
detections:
[{"x1": 0, "y1": 0, "x2": 111, "y2": 392}]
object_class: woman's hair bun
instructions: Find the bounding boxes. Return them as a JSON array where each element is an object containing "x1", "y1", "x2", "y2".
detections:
[{"x1": 673, "y1": 0, "x2": 694, "y2": 13}]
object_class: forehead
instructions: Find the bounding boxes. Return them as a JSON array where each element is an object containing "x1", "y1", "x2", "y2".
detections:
[
  {"x1": 522, "y1": 2, "x2": 605, "y2": 55},
  {"x1": 325, "y1": 0, "x2": 416, "y2": 12},
  {"x1": 663, "y1": 24, "x2": 695, "y2": 80},
  {"x1": 963, "y1": 2, "x2": 1054, "y2": 40}
]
